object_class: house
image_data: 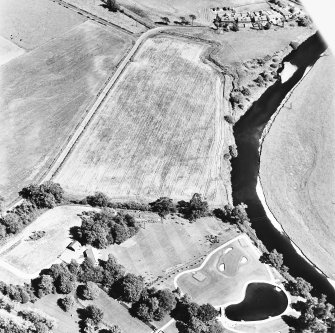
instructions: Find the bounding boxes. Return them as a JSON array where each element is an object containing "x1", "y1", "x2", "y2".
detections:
[
  {"x1": 84, "y1": 247, "x2": 99, "y2": 266},
  {"x1": 67, "y1": 240, "x2": 81, "y2": 252}
]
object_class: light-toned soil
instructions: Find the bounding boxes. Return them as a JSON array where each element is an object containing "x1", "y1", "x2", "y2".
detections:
[
  {"x1": 0, "y1": 21, "x2": 132, "y2": 204},
  {"x1": 0, "y1": 206, "x2": 94, "y2": 276},
  {"x1": 0, "y1": 0, "x2": 86, "y2": 50},
  {"x1": 260, "y1": 53, "x2": 335, "y2": 278},
  {"x1": 0, "y1": 36, "x2": 25, "y2": 66},
  {"x1": 99, "y1": 213, "x2": 239, "y2": 285},
  {"x1": 176, "y1": 236, "x2": 271, "y2": 306},
  {"x1": 63, "y1": 0, "x2": 147, "y2": 33},
  {"x1": 54, "y1": 35, "x2": 234, "y2": 206}
]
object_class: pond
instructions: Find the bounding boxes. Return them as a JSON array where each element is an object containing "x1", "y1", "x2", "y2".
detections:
[{"x1": 225, "y1": 283, "x2": 288, "y2": 321}]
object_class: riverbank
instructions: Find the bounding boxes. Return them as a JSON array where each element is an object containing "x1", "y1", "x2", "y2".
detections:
[
  {"x1": 259, "y1": 52, "x2": 335, "y2": 280},
  {"x1": 231, "y1": 31, "x2": 335, "y2": 303}
]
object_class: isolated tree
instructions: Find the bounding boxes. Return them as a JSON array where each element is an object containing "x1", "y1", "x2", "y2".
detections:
[
  {"x1": 213, "y1": 15, "x2": 221, "y2": 30},
  {"x1": 59, "y1": 295, "x2": 75, "y2": 312},
  {"x1": 81, "y1": 281, "x2": 100, "y2": 300},
  {"x1": 189, "y1": 14, "x2": 196, "y2": 26},
  {"x1": 231, "y1": 22, "x2": 239, "y2": 31},
  {"x1": 85, "y1": 305, "x2": 104, "y2": 325},
  {"x1": 161, "y1": 17, "x2": 170, "y2": 25},
  {"x1": 86, "y1": 192, "x2": 110, "y2": 207},
  {"x1": 37, "y1": 275, "x2": 54, "y2": 297}
]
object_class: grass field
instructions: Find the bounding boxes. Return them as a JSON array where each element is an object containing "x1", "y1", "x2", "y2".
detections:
[
  {"x1": 0, "y1": 0, "x2": 86, "y2": 50},
  {"x1": 0, "y1": 36, "x2": 25, "y2": 66},
  {"x1": 54, "y1": 35, "x2": 234, "y2": 206},
  {"x1": 100, "y1": 213, "x2": 239, "y2": 286},
  {"x1": 0, "y1": 21, "x2": 132, "y2": 204},
  {"x1": 64, "y1": 0, "x2": 147, "y2": 33},
  {"x1": 0, "y1": 206, "x2": 95, "y2": 276},
  {"x1": 31, "y1": 294, "x2": 81, "y2": 333},
  {"x1": 259, "y1": 53, "x2": 335, "y2": 279},
  {"x1": 176, "y1": 236, "x2": 271, "y2": 306}
]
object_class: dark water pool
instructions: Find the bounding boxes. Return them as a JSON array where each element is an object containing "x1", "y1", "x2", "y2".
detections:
[{"x1": 225, "y1": 283, "x2": 288, "y2": 321}]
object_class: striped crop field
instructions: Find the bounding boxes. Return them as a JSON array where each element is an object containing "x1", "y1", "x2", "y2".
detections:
[{"x1": 54, "y1": 35, "x2": 235, "y2": 206}]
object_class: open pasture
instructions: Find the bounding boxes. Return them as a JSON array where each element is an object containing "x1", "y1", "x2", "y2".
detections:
[
  {"x1": 260, "y1": 54, "x2": 335, "y2": 278},
  {"x1": 0, "y1": 0, "x2": 86, "y2": 50},
  {"x1": 54, "y1": 36, "x2": 234, "y2": 206},
  {"x1": 0, "y1": 206, "x2": 95, "y2": 276},
  {"x1": 175, "y1": 235, "x2": 271, "y2": 306},
  {"x1": 0, "y1": 21, "x2": 132, "y2": 204},
  {"x1": 101, "y1": 214, "x2": 239, "y2": 286}
]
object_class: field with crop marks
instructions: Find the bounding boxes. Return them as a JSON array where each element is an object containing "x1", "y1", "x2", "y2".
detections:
[
  {"x1": 0, "y1": 0, "x2": 86, "y2": 50},
  {"x1": 54, "y1": 35, "x2": 234, "y2": 206},
  {"x1": 260, "y1": 53, "x2": 335, "y2": 279},
  {"x1": 0, "y1": 21, "x2": 133, "y2": 204}
]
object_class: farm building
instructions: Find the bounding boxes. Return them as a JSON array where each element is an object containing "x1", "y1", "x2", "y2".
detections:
[
  {"x1": 67, "y1": 240, "x2": 81, "y2": 252},
  {"x1": 85, "y1": 247, "x2": 99, "y2": 265},
  {"x1": 59, "y1": 249, "x2": 76, "y2": 264}
]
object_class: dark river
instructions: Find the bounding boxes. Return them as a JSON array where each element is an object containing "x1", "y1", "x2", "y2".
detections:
[
  {"x1": 225, "y1": 283, "x2": 288, "y2": 321},
  {"x1": 231, "y1": 32, "x2": 335, "y2": 303}
]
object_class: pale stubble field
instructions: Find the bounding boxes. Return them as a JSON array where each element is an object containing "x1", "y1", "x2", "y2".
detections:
[{"x1": 55, "y1": 36, "x2": 234, "y2": 206}]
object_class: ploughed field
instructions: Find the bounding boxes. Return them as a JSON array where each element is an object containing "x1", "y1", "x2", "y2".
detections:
[
  {"x1": 0, "y1": 21, "x2": 132, "y2": 204},
  {"x1": 55, "y1": 36, "x2": 234, "y2": 206},
  {"x1": 260, "y1": 54, "x2": 335, "y2": 278}
]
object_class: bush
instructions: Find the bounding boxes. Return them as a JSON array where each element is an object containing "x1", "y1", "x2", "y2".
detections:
[
  {"x1": 229, "y1": 145, "x2": 238, "y2": 158},
  {"x1": 240, "y1": 86, "x2": 251, "y2": 96},
  {"x1": 85, "y1": 305, "x2": 104, "y2": 325},
  {"x1": 230, "y1": 23, "x2": 239, "y2": 31},
  {"x1": 224, "y1": 115, "x2": 235, "y2": 124},
  {"x1": 59, "y1": 295, "x2": 75, "y2": 312},
  {"x1": 254, "y1": 75, "x2": 265, "y2": 87},
  {"x1": 80, "y1": 282, "x2": 100, "y2": 300},
  {"x1": 230, "y1": 92, "x2": 243, "y2": 107}
]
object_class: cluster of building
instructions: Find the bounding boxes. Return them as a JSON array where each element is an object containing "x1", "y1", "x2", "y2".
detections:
[{"x1": 211, "y1": 2, "x2": 304, "y2": 28}]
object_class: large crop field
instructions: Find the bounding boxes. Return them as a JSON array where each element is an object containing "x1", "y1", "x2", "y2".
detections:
[
  {"x1": 0, "y1": 0, "x2": 86, "y2": 50},
  {"x1": 54, "y1": 36, "x2": 234, "y2": 206},
  {"x1": 0, "y1": 21, "x2": 132, "y2": 204},
  {"x1": 260, "y1": 54, "x2": 335, "y2": 278}
]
